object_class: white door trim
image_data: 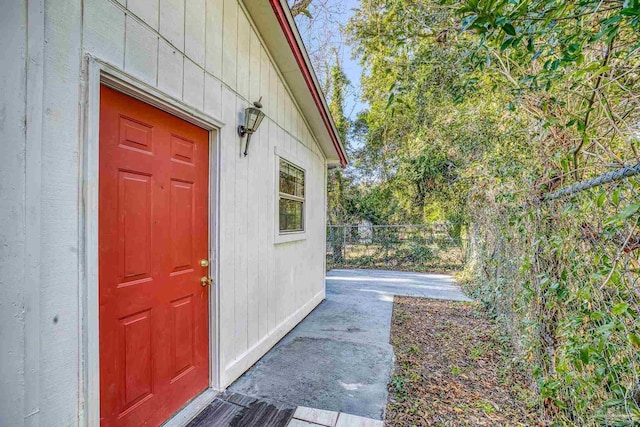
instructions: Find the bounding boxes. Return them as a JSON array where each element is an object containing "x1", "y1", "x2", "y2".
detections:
[{"x1": 80, "y1": 55, "x2": 222, "y2": 426}]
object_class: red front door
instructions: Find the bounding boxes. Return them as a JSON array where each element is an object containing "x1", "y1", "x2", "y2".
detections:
[{"x1": 99, "y1": 86, "x2": 210, "y2": 426}]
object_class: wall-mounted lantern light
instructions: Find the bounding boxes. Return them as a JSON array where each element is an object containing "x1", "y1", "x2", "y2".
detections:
[{"x1": 238, "y1": 98, "x2": 266, "y2": 156}]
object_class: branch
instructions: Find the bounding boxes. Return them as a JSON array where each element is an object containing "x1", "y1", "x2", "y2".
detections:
[
  {"x1": 523, "y1": 5, "x2": 621, "y2": 22},
  {"x1": 572, "y1": 34, "x2": 616, "y2": 180},
  {"x1": 290, "y1": 0, "x2": 313, "y2": 18}
]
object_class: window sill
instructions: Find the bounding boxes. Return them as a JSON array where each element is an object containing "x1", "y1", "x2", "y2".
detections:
[{"x1": 274, "y1": 231, "x2": 306, "y2": 245}]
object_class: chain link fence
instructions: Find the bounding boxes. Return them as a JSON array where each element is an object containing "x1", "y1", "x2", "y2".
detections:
[
  {"x1": 468, "y1": 166, "x2": 640, "y2": 425},
  {"x1": 538, "y1": 174, "x2": 640, "y2": 425},
  {"x1": 326, "y1": 223, "x2": 466, "y2": 272}
]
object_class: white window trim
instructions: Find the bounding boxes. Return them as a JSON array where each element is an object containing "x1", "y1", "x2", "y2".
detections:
[{"x1": 274, "y1": 147, "x2": 308, "y2": 244}]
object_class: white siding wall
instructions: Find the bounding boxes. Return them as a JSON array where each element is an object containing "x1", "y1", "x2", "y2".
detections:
[
  {"x1": 1, "y1": 0, "x2": 84, "y2": 425},
  {"x1": 0, "y1": 2, "x2": 28, "y2": 426},
  {"x1": 86, "y1": 0, "x2": 329, "y2": 391},
  {"x1": 0, "y1": 0, "x2": 329, "y2": 424}
]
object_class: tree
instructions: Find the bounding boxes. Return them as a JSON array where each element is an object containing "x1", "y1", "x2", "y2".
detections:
[
  {"x1": 326, "y1": 57, "x2": 353, "y2": 262},
  {"x1": 345, "y1": 0, "x2": 640, "y2": 423},
  {"x1": 458, "y1": 0, "x2": 640, "y2": 182},
  {"x1": 288, "y1": 0, "x2": 348, "y2": 92},
  {"x1": 289, "y1": 0, "x2": 313, "y2": 18},
  {"x1": 346, "y1": 0, "x2": 513, "y2": 224}
]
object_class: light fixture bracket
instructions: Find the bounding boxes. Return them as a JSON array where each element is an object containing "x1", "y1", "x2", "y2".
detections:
[{"x1": 238, "y1": 97, "x2": 265, "y2": 156}]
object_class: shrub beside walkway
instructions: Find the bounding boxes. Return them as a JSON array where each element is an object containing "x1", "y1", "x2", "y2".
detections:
[{"x1": 386, "y1": 297, "x2": 538, "y2": 426}]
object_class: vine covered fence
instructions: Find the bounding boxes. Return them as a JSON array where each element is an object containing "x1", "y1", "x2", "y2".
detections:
[
  {"x1": 326, "y1": 223, "x2": 465, "y2": 272},
  {"x1": 468, "y1": 166, "x2": 640, "y2": 425}
]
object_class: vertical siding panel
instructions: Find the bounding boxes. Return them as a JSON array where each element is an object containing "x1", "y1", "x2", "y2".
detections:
[
  {"x1": 291, "y1": 243, "x2": 299, "y2": 317},
  {"x1": 40, "y1": 0, "x2": 82, "y2": 421},
  {"x1": 275, "y1": 129, "x2": 285, "y2": 326},
  {"x1": 234, "y1": 96, "x2": 249, "y2": 359},
  {"x1": 185, "y1": 0, "x2": 206, "y2": 66},
  {"x1": 84, "y1": 0, "x2": 126, "y2": 68},
  {"x1": 124, "y1": 16, "x2": 159, "y2": 86},
  {"x1": 321, "y1": 159, "x2": 327, "y2": 291},
  {"x1": 157, "y1": 40, "x2": 184, "y2": 99},
  {"x1": 289, "y1": 243, "x2": 298, "y2": 318},
  {"x1": 301, "y1": 122, "x2": 307, "y2": 150},
  {"x1": 128, "y1": 0, "x2": 159, "y2": 29},
  {"x1": 286, "y1": 131, "x2": 292, "y2": 157},
  {"x1": 204, "y1": 73, "x2": 222, "y2": 119},
  {"x1": 268, "y1": 119, "x2": 277, "y2": 331},
  {"x1": 266, "y1": 59, "x2": 276, "y2": 119},
  {"x1": 311, "y1": 160, "x2": 321, "y2": 300},
  {"x1": 205, "y1": 0, "x2": 223, "y2": 78},
  {"x1": 248, "y1": 30, "x2": 261, "y2": 102},
  {"x1": 297, "y1": 113, "x2": 304, "y2": 143},
  {"x1": 276, "y1": 79, "x2": 285, "y2": 128},
  {"x1": 271, "y1": 66, "x2": 284, "y2": 327},
  {"x1": 219, "y1": 87, "x2": 237, "y2": 371},
  {"x1": 258, "y1": 48, "x2": 271, "y2": 339},
  {"x1": 183, "y1": 58, "x2": 205, "y2": 110},
  {"x1": 255, "y1": 125, "x2": 268, "y2": 340},
  {"x1": 0, "y1": 2, "x2": 26, "y2": 423},
  {"x1": 306, "y1": 160, "x2": 314, "y2": 303},
  {"x1": 276, "y1": 126, "x2": 283, "y2": 153},
  {"x1": 293, "y1": 133, "x2": 300, "y2": 160},
  {"x1": 236, "y1": 11, "x2": 250, "y2": 100},
  {"x1": 275, "y1": 247, "x2": 285, "y2": 325},
  {"x1": 304, "y1": 127, "x2": 311, "y2": 150},
  {"x1": 246, "y1": 35, "x2": 261, "y2": 344},
  {"x1": 246, "y1": 131, "x2": 260, "y2": 347},
  {"x1": 221, "y1": 0, "x2": 237, "y2": 87},
  {"x1": 159, "y1": 0, "x2": 184, "y2": 50},
  {"x1": 285, "y1": 94, "x2": 292, "y2": 135},
  {"x1": 296, "y1": 146, "x2": 304, "y2": 307},
  {"x1": 283, "y1": 128, "x2": 291, "y2": 155},
  {"x1": 282, "y1": 94, "x2": 289, "y2": 133},
  {"x1": 293, "y1": 109, "x2": 299, "y2": 141}
]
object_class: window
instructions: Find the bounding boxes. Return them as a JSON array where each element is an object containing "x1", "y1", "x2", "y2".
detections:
[{"x1": 279, "y1": 158, "x2": 305, "y2": 232}]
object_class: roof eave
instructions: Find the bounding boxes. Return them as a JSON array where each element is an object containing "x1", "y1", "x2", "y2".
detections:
[{"x1": 242, "y1": 0, "x2": 348, "y2": 167}]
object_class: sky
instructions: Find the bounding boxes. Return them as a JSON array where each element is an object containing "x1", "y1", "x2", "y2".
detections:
[{"x1": 292, "y1": 0, "x2": 368, "y2": 121}]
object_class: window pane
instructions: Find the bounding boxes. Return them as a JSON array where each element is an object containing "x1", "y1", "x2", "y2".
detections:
[
  {"x1": 279, "y1": 198, "x2": 303, "y2": 231},
  {"x1": 279, "y1": 159, "x2": 304, "y2": 198}
]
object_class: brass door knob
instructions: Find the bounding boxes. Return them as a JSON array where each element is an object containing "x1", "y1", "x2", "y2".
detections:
[
  {"x1": 200, "y1": 259, "x2": 209, "y2": 267},
  {"x1": 200, "y1": 276, "x2": 213, "y2": 287}
]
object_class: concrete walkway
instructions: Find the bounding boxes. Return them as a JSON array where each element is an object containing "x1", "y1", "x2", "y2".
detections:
[{"x1": 229, "y1": 269, "x2": 471, "y2": 421}]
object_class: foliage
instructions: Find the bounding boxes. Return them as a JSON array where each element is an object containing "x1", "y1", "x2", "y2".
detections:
[
  {"x1": 455, "y1": 1, "x2": 640, "y2": 424},
  {"x1": 326, "y1": 224, "x2": 465, "y2": 272},
  {"x1": 457, "y1": 0, "x2": 640, "y2": 182},
  {"x1": 346, "y1": 0, "x2": 520, "y2": 224},
  {"x1": 326, "y1": 59, "x2": 357, "y2": 228},
  {"x1": 341, "y1": 0, "x2": 640, "y2": 424},
  {"x1": 289, "y1": 0, "x2": 313, "y2": 18},
  {"x1": 466, "y1": 172, "x2": 640, "y2": 425}
]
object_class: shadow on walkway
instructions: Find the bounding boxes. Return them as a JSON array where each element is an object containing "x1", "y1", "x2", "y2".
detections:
[{"x1": 228, "y1": 269, "x2": 471, "y2": 421}]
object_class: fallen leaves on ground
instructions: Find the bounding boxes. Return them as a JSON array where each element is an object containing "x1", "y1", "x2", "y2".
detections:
[{"x1": 386, "y1": 297, "x2": 539, "y2": 426}]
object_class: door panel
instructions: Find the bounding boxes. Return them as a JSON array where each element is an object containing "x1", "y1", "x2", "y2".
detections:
[
  {"x1": 171, "y1": 295, "x2": 195, "y2": 379},
  {"x1": 120, "y1": 310, "x2": 153, "y2": 409},
  {"x1": 118, "y1": 171, "x2": 153, "y2": 284},
  {"x1": 99, "y1": 85, "x2": 210, "y2": 426},
  {"x1": 170, "y1": 179, "x2": 195, "y2": 273}
]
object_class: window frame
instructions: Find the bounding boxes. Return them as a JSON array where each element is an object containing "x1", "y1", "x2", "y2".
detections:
[{"x1": 274, "y1": 149, "x2": 308, "y2": 244}]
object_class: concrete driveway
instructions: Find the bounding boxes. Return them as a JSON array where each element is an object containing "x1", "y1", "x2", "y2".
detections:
[{"x1": 228, "y1": 269, "x2": 471, "y2": 421}]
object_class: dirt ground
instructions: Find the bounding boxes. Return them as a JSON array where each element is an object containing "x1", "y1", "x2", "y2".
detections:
[{"x1": 386, "y1": 297, "x2": 539, "y2": 426}]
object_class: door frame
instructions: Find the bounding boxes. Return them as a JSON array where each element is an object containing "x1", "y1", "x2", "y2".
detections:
[{"x1": 80, "y1": 55, "x2": 224, "y2": 426}]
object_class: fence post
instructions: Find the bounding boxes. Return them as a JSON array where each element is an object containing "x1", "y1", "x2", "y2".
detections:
[{"x1": 343, "y1": 225, "x2": 347, "y2": 261}]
